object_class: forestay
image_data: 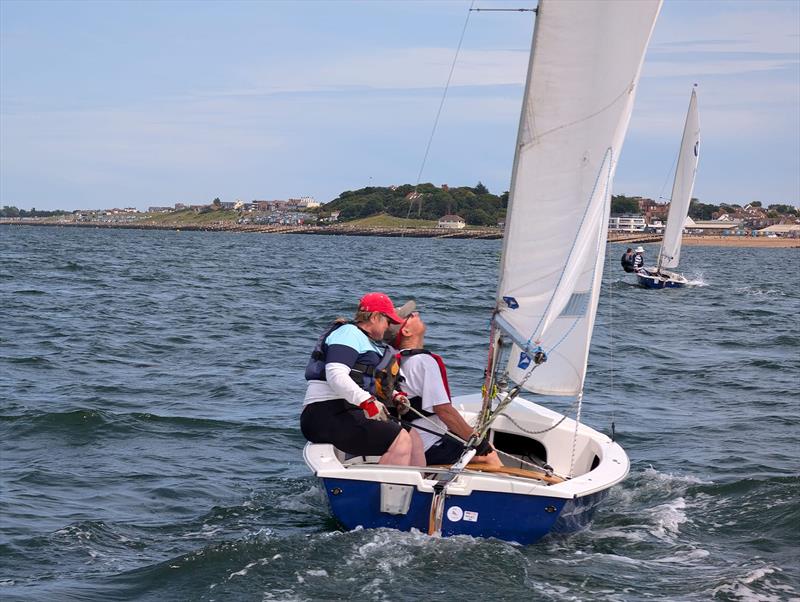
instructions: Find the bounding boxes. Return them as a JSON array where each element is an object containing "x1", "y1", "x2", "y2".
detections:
[
  {"x1": 658, "y1": 89, "x2": 700, "y2": 270},
  {"x1": 496, "y1": 0, "x2": 662, "y2": 397}
]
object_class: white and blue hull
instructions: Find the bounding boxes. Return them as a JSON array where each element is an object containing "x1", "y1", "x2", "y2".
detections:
[
  {"x1": 304, "y1": 393, "x2": 629, "y2": 545},
  {"x1": 636, "y1": 267, "x2": 688, "y2": 289}
]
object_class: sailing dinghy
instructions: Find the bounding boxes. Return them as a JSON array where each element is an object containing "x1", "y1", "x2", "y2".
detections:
[
  {"x1": 304, "y1": 0, "x2": 662, "y2": 544},
  {"x1": 637, "y1": 88, "x2": 700, "y2": 289}
]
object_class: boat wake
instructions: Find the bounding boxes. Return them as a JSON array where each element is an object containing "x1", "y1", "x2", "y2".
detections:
[{"x1": 685, "y1": 271, "x2": 708, "y2": 287}]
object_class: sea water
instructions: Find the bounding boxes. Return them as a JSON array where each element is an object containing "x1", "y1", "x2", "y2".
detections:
[{"x1": 1, "y1": 226, "x2": 798, "y2": 600}]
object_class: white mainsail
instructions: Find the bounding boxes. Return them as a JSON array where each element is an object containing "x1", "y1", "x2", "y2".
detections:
[
  {"x1": 496, "y1": 0, "x2": 662, "y2": 397},
  {"x1": 658, "y1": 89, "x2": 700, "y2": 270}
]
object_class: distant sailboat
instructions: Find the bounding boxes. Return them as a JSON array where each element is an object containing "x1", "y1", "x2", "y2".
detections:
[
  {"x1": 304, "y1": 0, "x2": 662, "y2": 544},
  {"x1": 638, "y1": 87, "x2": 700, "y2": 289}
]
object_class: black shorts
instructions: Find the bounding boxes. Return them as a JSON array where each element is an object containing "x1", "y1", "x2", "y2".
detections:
[
  {"x1": 301, "y1": 398, "x2": 402, "y2": 457},
  {"x1": 424, "y1": 437, "x2": 468, "y2": 465}
]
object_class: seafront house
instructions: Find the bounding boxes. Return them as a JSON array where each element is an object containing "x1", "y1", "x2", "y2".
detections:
[{"x1": 437, "y1": 214, "x2": 466, "y2": 229}]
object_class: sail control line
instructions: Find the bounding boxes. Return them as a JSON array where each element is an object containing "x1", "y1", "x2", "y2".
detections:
[{"x1": 425, "y1": 320, "x2": 554, "y2": 536}]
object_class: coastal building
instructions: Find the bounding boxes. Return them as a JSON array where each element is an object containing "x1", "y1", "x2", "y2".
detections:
[
  {"x1": 687, "y1": 220, "x2": 744, "y2": 235},
  {"x1": 438, "y1": 214, "x2": 466, "y2": 229},
  {"x1": 147, "y1": 206, "x2": 173, "y2": 213},
  {"x1": 608, "y1": 214, "x2": 646, "y2": 232},
  {"x1": 252, "y1": 200, "x2": 285, "y2": 212},
  {"x1": 292, "y1": 196, "x2": 320, "y2": 209},
  {"x1": 757, "y1": 224, "x2": 800, "y2": 238}
]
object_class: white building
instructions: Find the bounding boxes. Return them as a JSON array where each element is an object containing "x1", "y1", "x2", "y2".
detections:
[
  {"x1": 292, "y1": 197, "x2": 320, "y2": 209},
  {"x1": 608, "y1": 214, "x2": 646, "y2": 232},
  {"x1": 438, "y1": 214, "x2": 466, "y2": 229}
]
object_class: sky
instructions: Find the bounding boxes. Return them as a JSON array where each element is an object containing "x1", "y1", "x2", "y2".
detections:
[{"x1": 1, "y1": 0, "x2": 798, "y2": 211}]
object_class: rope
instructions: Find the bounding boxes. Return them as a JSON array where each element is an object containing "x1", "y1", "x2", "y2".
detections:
[
  {"x1": 400, "y1": 403, "x2": 569, "y2": 481},
  {"x1": 500, "y1": 397, "x2": 579, "y2": 436},
  {"x1": 493, "y1": 448, "x2": 568, "y2": 480},
  {"x1": 401, "y1": 398, "x2": 573, "y2": 480},
  {"x1": 607, "y1": 213, "x2": 616, "y2": 440},
  {"x1": 568, "y1": 392, "x2": 584, "y2": 477}
]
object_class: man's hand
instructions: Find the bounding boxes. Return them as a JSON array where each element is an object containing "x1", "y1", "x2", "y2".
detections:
[
  {"x1": 473, "y1": 438, "x2": 493, "y2": 457},
  {"x1": 360, "y1": 397, "x2": 389, "y2": 421},
  {"x1": 392, "y1": 391, "x2": 411, "y2": 416}
]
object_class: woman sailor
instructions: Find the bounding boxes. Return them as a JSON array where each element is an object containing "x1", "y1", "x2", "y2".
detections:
[{"x1": 301, "y1": 292, "x2": 425, "y2": 466}]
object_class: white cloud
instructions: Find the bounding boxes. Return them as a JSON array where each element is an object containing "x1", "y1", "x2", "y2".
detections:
[{"x1": 652, "y1": 4, "x2": 800, "y2": 55}]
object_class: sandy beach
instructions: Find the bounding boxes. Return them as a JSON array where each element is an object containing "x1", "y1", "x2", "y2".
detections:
[{"x1": 680, "y1": 235, "x2": 799, "y2": 248}]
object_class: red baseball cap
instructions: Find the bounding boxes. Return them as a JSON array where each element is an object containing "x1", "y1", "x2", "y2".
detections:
[{"x1": 359, "y1": 292, "x2": 403, "y2": 324}]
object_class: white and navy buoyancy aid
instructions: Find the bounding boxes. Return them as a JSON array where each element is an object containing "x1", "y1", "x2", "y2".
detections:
[
  {"x1": 397, "y1": 349, "x2": 452, "y2": 417},
  {"x1": 304, "y1": 321, "x2": 400, "y2": 401}
]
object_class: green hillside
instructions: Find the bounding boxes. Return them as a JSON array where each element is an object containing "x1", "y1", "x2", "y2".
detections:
[
  {"x1": 142, "y1": 209, "x2": 239, "y2": 224},
  {"x1": 344, "y1": 214, "x2": 438, "y2": 228},
  {"x1": 318, "y1": 182, "x2": 507, "y2": 226}
]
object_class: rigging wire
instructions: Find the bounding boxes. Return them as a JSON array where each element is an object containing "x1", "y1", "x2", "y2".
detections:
[
  {"x1": 406, "y1": 0, "x2": 475, "y2": 220},
  {"x1": 656, "y1": 151, "x2": 679, "y2": 202},
  {"x1": 470, "y1": 7, "x2": 536, "y2": 11}
]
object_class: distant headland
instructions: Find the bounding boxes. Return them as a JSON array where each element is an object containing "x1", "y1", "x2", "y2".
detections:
[{"x1": 2, "y1": 183, "x2": 798, "y2": 246}]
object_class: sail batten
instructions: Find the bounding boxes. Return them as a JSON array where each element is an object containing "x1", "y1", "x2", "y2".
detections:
[
  {"x1": 658, "y1": 89, "x2": 700, "y2": 271},
  {"x1": 495, "y1": 0, "x2": 662, "y2": 397}
]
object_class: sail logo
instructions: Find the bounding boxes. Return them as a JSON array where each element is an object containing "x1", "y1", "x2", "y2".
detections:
[
  {"x1": 502, "y1": 296, "x2": 519, "y2": 309},
  {"x1": 518, "y1": 352, "x2": 532, "y2": 369}
]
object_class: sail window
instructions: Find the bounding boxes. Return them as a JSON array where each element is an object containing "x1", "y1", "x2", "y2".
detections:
[{"x1": 559, "y1": 292, "x2": 591, "y2": 317}]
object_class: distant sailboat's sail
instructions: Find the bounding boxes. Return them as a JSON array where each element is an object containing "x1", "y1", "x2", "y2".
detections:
[
  {"x1": 659, "y1": 89, "x2": 700, "y2": 270},
  {"x1": 496, "y1": 0, "x2": 662, "y2": 397}
]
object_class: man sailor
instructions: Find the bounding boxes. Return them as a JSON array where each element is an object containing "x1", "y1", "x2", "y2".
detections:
[
  {"x1": 386, "y1": 305, "x2": 502, "y2": 467},
  {"x1": 632, "y1": 246, "x2": 646, "y2": 272},
  {"x1": 621, "y1": 247, "x2": 635, "y2": 273}
]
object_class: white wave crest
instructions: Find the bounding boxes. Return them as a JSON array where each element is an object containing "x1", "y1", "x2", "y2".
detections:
[
  {"x1": 734, "y1": 286, "x2": 785, "y2": 298},
  {"x1": 648, "y1": 497, "x2": 688, "y2": 539},
  {"x1": 711, "y1": 566, "x2": 798, "y2": 602}
]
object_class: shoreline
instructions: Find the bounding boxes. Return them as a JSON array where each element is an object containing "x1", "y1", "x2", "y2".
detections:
[{"x1": 1, "y1": 219, "x2": 798, "y2": 248}]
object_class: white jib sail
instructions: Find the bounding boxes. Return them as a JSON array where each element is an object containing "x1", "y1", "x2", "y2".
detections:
[
  {"x1": 659, "y1": 89, "x2": 700, "y2": 270},
  {"x1": 496, "y1": 0, "x2": 662, "y2": 397}
]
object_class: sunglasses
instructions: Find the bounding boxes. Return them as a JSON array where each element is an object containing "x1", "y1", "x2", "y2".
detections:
[{"x1": 400, "y1": 311, "x2": 419, "y2": 327}]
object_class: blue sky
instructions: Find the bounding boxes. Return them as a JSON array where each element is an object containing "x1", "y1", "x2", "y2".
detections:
[{"x1": 1, "y1": 0, "x2": 798, "y2": 211}]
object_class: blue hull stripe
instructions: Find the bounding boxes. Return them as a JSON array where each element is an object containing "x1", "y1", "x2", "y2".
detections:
[
  {"x1": 321, "y1": 478, "x2": 607, "y2": 544},
  {"x1": 637, "y1": 275, "x2": 685, "y2": 289}
]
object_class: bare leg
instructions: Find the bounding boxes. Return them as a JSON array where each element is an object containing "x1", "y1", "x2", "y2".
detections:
[
  {"x1": 408, "y1": 428, "x2": 426, "y2": 467},
  {"x1": 469, "y1": 449, "x2": 502, "y2": 467},
  {"x1": 379, "y1": 429, "x2": 412, "y2": 465}
]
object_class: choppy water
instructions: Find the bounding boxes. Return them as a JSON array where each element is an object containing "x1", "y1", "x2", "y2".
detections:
[{"x1": 1, "y1": 226, "x2": 798, "y2": 601}]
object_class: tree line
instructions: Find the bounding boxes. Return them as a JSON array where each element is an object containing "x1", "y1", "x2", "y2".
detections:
[
  {"x1": 318, "y1": 182, "x2": 507, "y2": 226},
  {"x1": 0, "y1": 206, "x2": 70, "y2": 218},
  {"x1": 610, "y1": 196, "x2": 797, "y2": 220}
]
